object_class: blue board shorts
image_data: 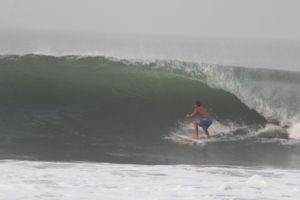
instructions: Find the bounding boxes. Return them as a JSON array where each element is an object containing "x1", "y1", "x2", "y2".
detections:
[{"x1": 199, "y1": 118, "x2": 213, "y2": 128}]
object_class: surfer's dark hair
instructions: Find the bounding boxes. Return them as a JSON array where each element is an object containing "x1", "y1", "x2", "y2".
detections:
[{"x1": 195, "y1": 100, "x2": 201, "y2": 107}]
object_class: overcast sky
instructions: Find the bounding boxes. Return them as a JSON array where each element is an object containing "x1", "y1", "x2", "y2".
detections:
[{"x1": 0, "y1": 0, "x2": 299, "y2": 40}]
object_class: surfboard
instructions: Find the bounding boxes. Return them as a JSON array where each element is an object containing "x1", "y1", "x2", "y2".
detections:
[{"x1": 174, "y1": 134, "x2": 208, "y2": 145}]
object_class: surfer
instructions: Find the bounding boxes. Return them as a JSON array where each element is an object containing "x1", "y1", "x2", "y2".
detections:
[{"x1": 186, "y1": 100, "x2": 213, "y2": 139}]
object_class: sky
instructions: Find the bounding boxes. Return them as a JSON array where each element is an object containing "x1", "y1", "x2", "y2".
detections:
[{"x1": 0, "y1": 0, "x2": 300, "y2": 40}]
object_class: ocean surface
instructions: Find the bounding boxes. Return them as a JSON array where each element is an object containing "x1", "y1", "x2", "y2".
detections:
[{"x1": 0, "y1": 31, "x2": 299, "y2": 199}]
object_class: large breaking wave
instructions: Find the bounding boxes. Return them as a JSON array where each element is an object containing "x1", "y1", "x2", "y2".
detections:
[{"x1": 0, "y1": 54, "x2": 299, "y2": 166}]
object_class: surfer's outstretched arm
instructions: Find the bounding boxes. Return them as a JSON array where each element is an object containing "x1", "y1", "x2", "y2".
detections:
[{"x1": 186, "y1": 108, "x2": 197, "y2": 118}]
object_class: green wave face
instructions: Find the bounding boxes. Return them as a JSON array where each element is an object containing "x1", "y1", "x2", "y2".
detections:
[{"x1": 1, "y1": 55, "x2": 299, "y2": 166}]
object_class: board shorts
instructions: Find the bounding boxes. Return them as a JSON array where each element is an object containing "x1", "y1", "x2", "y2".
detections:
[{"x1": 199, "y1": 118, "x2": 213, "y2": 128}]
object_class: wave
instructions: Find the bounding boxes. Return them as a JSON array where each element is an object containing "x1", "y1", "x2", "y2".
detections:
[
  {"x1": 0, "y1": 54, "x2": 267, "y2": 124},
  {"x1": 0, "y1": 54, "x2": 299, "y2": 166},
  {"x1": 131, "y1": 59, "x2": 300, "y2": 125}
]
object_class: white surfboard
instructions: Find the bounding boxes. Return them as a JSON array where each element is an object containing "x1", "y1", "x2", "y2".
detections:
[{"x1": 174, "y1": 134, "x2": 209, "y2": 145}]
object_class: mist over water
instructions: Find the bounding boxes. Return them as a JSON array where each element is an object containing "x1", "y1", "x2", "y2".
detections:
[{"x1": 1, "y1": 30, "x2": 300, "y2": 71}]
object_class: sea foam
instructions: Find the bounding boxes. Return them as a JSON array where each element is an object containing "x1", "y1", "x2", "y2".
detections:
[{"x1": 288, "y1": 123, "x2": 300, "y2": 139}]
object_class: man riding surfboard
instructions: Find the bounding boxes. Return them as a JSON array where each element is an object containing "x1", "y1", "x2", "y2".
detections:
[{"x1": 186, "y1": 100, "x2": 213, "y2": 139}]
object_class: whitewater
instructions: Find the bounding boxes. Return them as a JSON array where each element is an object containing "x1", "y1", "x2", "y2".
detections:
[
  {"x1": 0, "y1": 160, "x2": 300, "y2": 200},
  {"x1": 0, "y1": 31, "x2": 299, "y2": 199}
]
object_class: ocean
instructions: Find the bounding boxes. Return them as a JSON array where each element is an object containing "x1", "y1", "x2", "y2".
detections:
[{"x1": 0, "y1": 31, "x2": 299, "y2": 199}]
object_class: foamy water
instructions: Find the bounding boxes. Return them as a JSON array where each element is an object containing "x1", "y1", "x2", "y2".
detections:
[
  {"x1": 0, "y1": 160, "x2": 299, "y2": 200},
  {"x1": 289, "y1": 123, "x2": 300, "y2": 139}
]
